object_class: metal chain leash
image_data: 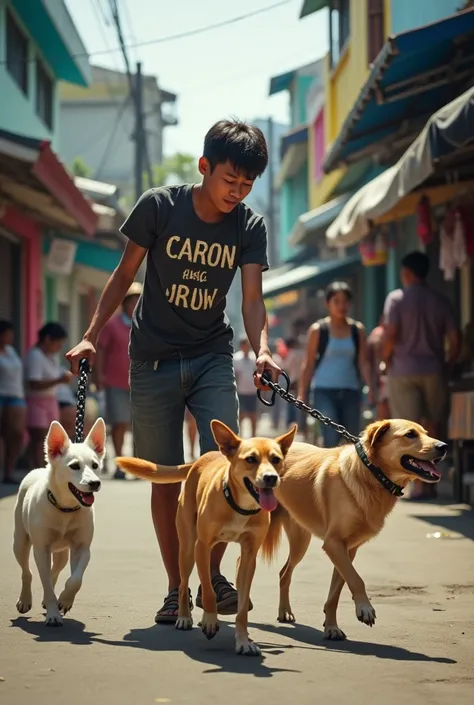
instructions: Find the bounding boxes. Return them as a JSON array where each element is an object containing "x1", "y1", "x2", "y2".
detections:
[
  {"x1": 74, "y1": 358, "x2": 91, "y2": 443},
  {"x1": 258, "y1": 371, "x2": 360, "y2": 445}
]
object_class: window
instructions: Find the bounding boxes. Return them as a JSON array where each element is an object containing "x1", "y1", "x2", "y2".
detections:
[
  {"x1": 367, "y1": 0, "x2": 385, "y2": 65},
  {"x1": 329, "y1": 0, "x2": 350, "y2": 68},
  {"x1": 6, "y1": 9, "x2": 29, "y2": 94},
  {"x1": 36, "y1": 59, "x2": 54, "y2": 129}
]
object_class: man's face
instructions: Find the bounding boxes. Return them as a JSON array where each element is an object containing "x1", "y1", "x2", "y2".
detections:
[
  {"x1": 400, "y1": 266, "x2": 411, "y2": 287},
  {"x1": 199, "y1": 159, "x2": 255, "y2": 213}
]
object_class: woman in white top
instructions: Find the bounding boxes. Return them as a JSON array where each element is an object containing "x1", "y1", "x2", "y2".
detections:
[
  {"x1": 24, "y1": 322, "x2": 72, "y2": 468},
  {"x1": 0, "y1": 320, "x2": 26, "y2": 483}
]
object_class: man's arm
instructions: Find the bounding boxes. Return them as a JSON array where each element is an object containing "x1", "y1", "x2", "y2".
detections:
[
  {"x1": 241, "y1": 264, "x2": 281, "y2": 387},
  {"x1": 381, "y1": 293, "x2": 399, "y2": 365},
  {"x1": 356, "y1": 323, "x2": 372, "y2": 390}
]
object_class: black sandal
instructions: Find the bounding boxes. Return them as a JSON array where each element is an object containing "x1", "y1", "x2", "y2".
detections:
[
  {"x1": 154, "y1": 587, "x2": 193, "y2": 624},
  {"x1": 195, "y1": 574, "x2": 253, "y2": 615}
]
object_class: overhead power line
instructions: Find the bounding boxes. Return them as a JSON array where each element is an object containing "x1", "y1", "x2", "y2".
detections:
[{"x1": 0, "y1": 0, "x2": 292, "y2": 65}]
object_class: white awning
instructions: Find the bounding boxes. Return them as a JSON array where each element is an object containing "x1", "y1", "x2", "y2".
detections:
[{"x1": 326, "y1": 85, "x2": 474, "y2": 247}]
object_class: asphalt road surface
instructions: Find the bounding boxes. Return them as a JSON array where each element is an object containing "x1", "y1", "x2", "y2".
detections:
[{"x1": 1, "y1": 474, "x2": 473, "y2": 705}]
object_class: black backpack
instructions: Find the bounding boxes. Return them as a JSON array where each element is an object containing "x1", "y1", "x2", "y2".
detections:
[{"x1": 315, "y1": 318, "x2": 360, "y2": 378}]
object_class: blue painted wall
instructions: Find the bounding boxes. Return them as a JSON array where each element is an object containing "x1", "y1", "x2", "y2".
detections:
[
  {"x1": 279, "y1": 162, "x2": 308, "y2": 262},
  {"x1": 390, "y1": 0, "x2": 460, "y2": 34}
]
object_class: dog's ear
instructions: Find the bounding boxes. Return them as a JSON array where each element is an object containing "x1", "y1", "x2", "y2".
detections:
[
  {"x1": 45, "y1": 421, "x2": 70, "y2": 462},
  {"x1": 366, "y1": 420, "x2": 391, "y2": 447},
  {"x1": 211, "y1": 419, "x2": 241, "y2": 457},
  {"x1": 84, "y1": 417, "x2": 106, "y2": 459},
  {"x1": 276, "y1": 424, "x2": 298, "y2": 456}
]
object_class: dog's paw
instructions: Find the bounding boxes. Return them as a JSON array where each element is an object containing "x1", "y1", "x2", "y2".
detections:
[
  {"x1": 235, "y1": 635, "x2": 261, "y2": 657},
  {"x1": 356, "y1": 602, "x2": 376, "y2": 627},
  {"x1": 277, "y1": 606, "x2": 296, "y2": 623},
  {"x1": 175, "y1": 616, "x2": 193, "y2": 630},
  {"x1": 324, "y1": 624, "x2": 347, "y2": 640},
  {"x1": 16, "y1": 595, "x2": 32, "y2": 614},
  {"x1": 45, "y1": 609, "x2": 63, "y2": 627},
  {"x1": 200, "y1": 612, "x2": 219, "y2": 640},
  {"x1": 57, "y1": 591, "x2": 74, "y2": 615}
]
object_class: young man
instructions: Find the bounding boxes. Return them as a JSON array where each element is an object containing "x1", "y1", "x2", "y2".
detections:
[
  {"x1": 66, "y1": 119, "x2": 281, "y2": 623},
  {"x1": 383, "y1": 251, "x2": 460, "y2": 499}
]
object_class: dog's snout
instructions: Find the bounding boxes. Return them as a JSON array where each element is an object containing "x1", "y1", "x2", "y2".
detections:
[
  {"x1": 435, "y1": 441, "x2": 448, "y2": 455},
  {"x1": 263, "y1": 473, "x2": 278, "y2": 488},
  {"x1": 88, "y1": 480, "x2": 101, "y2": 491}
]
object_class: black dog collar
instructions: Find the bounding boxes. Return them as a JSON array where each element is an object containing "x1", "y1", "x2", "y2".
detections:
[
  {"x1": 222, "y1": 477, "x2": 261, "y2": 516},
  {"x1": 47, "y1": 489, "x2": 81, "y2": 513},
  {"x1": 355, "y1": 442, "x2": 404, "y2": 497}
]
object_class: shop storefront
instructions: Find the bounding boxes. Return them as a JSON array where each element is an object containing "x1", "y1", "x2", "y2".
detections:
[{"x1": 0, "y1": 128, "x2": 97, "y2": 352}]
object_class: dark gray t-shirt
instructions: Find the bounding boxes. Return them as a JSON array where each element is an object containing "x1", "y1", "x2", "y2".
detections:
[
  {"x1": 120, "y1": 184, "x2": 269, "y2": 361},
  {"x1": 383, "y1": 282, "x2": 457, "y2": 377}
]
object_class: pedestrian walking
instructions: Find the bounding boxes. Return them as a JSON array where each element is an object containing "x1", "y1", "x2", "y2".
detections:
[
  {"x1": 0, "y1": 320, "x2": 26, "y2": 484},
  {"x1": 382, "y1": 251, "x2": 461, "y2": 499},
  {"x1": 24, "y1": 323, "x2": 72, "y2": 469},
  {"x1": 66, "y1": 119, "x2": 281, "y2": 623},
  {"x1": 234, "y1": 337, "x2": 257, "y2": 437},
  {"x1": 96, "y1": 283, "x2": 142, "y2": 479},
  {"x1": 298, "y1": 282, "x2": 370, "y2": 447}
]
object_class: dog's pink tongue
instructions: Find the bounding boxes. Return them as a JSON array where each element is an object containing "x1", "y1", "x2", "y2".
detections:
[
  {"x1": 417, "y1": 461, "x2": 442, "y2": 479},
  {"x1": 258, "y1": 489, "x2": 278, "y2": 512},
  {"x1": 82, "y1": 493, "x2": 95, "y2": 506}
]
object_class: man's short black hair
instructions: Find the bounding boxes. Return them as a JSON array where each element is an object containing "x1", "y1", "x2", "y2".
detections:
[
  {"x1": 401, "y1": 251, "x2": 430, "y2": 279},
  {"x1": 203, "y1": 119, "x2": 268, "y2": 179},
  {"x1": 38, "y1": 322, "x2": 68, "y2": 343}
]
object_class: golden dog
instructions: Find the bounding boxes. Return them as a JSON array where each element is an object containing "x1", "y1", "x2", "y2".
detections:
[
  {"x1": 262, "y1": 419, "x2": 447, "y2": 640},
  {"x1": 116, "y1": 420, "x2": 297, "y2": 656}
]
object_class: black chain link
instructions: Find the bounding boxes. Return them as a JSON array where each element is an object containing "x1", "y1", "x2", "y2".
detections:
[
  {"x1": 74, "y1": 358, "x2": 90, "y2": 443},
  {"x1": 258, "y1": 371, "x2": 359, "y2": 445}
]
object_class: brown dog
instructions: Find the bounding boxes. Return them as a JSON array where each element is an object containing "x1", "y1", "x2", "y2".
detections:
[
  {"x1": 261, "y1": 419, "x2": 447, "y2": 640},
  {"x1": 116, "y1": 420, "x2": 297, "y2": 656}
]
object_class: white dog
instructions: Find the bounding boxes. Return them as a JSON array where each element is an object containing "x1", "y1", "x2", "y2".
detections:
[{"x1": 13, "y1": 417, "x2": 106, "y2": 626}]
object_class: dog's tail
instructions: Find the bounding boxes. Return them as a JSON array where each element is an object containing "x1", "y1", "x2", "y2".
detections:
[
  {"x1": 115, "y1": 457, "x2": 192, "y2": 483},
  {"x1": 261, "y1": 503, "x2": 285, "y2": 564}
]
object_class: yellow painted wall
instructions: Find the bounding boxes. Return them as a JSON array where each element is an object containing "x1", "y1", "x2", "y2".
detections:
[{"x1": 307, "y1": 0, "x2": 393, "y2": 209}]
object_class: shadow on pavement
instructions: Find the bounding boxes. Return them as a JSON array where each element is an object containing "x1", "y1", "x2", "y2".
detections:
[
  {"x1": 251, "y1": 622, "x2": 457, "y2": 664},
  {"x1": 411, "y1": 505, "x2": 474, "y2": 541},
  {"x1": 92, "y1": 621, "x2": 302, "y2": 677},
  {"x1": 10, "y1": 616, "x2": 100, "y2": 645}
]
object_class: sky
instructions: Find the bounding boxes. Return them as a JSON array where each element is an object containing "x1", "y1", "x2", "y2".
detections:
[{"x1": 65, "y1": 0, "x2": 329, "y2": 157}]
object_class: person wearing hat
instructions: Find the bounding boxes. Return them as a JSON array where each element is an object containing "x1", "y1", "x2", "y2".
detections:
[
  {"x1": 96, "y1": 282, "x2": 142, "y2": 479},
  {"x1": 66, "y1": 118, "x2": 281, "y2": 624}
]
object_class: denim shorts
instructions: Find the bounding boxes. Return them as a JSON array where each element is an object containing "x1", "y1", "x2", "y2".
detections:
[
  {"x1": 130, "y1": 352, "x2": 239, "y2": 465},
  {"x1": 0, "y1": 395, "x2": 26, "y2": 408}
]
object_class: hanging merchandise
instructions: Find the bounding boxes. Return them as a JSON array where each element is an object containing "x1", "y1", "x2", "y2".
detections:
[
  {"x1": 416, "y1": 195, "x2": 433, "y2": 245},
  {"x1": 439, "y1": 205, "x2": 468, "y2": 281},
  {"x1": 456, "y1": 203, "x2": 474, "y2": 257},
  {"x1": 359, "y1": 228, "x2": 388, "y2": 266}
]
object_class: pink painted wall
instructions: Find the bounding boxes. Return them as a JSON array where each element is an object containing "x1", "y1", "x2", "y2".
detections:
[
  {"x1": 313, "y1": 107, "x2": 325, "y2": 183},
  {"x1": 1, "y1": 207, "x2": 43, "y2": 352}
]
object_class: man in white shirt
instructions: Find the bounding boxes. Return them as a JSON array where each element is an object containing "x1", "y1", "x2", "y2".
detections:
[{"x1": 233, "y1": 337, "x2": 257, "y2": 436}]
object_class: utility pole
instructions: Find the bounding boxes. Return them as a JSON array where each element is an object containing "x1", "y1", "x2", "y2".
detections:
[
  {"x1": 267, "y1": 116, "x2": 277, "y2": 266},
  {"x1": 134, "y1": 61, "x2": 144, "y2": 202},
  {"x1": 108, "y1": 1, "x2": 152, "y2": 198}
]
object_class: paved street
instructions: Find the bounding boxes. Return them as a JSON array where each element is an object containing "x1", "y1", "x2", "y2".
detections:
[{"x1": 1, "y1": 434, "x2": 473, "y2": 705}]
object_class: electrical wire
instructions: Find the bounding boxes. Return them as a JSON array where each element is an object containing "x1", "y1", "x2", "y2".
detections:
[{"x1": 0, "y1": 0, "x2": 293, "y2": 65}]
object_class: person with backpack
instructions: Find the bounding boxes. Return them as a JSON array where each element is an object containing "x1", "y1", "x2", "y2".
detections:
[{"x1": 298, "y1": 281, "x2": 370, "y2": 447}]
